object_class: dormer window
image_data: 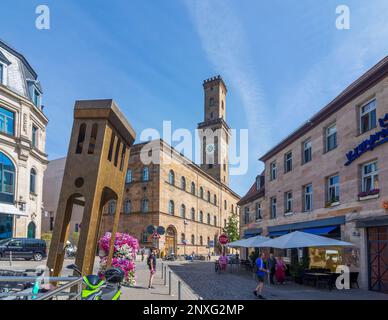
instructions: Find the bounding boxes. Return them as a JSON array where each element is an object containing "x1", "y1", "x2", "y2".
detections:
[
  {"x1": 27, "y1": 81, "x2": 42, "y2": 109},
  {"x1": 0, "y1": 54, "x2": 10, "y2": 85},
  {"x1": 33, "y1": 88, "x2": 41, "y2": 107},
  {"x1": 0, "y1": 63, "x2": 4, "y2": 84}
]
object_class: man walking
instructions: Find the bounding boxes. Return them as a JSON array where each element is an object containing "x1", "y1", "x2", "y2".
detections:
[
  {"x1": 253, "y1": 252, "x2": 269, "y2": 299},
  {"x1": 268, "y1": 253, "x2": 276, "y2": 285}
]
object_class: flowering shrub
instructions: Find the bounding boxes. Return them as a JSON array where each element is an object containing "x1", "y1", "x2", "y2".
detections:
[
  {"x1": 98, "y1": 232, "x2": 139, "y2": 286},
  {"x1": 358, "y1": 189, "x2": 380, "y2": 198}
]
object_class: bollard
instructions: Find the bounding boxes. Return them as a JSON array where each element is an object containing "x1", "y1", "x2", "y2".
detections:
[
  {"x1": 164, "y1": 266, "x2": 167, "y2": 286},
  {"x1": 178, "y1": 280, "x2": 182, "y2": 300},
  {"x1": 168, "y1": 270, "x2": 172, "y2": 295},
  {"x1": 161, "y1": 263, "x2": 164, "y2": 278},
  {"x1": 9, "y1": 251, "x2": 12, "y2": 266}
]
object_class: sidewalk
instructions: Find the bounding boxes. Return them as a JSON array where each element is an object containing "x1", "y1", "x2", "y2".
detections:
[{"x1": 121, "y1": 259, "x2": 177, "y2": 300}]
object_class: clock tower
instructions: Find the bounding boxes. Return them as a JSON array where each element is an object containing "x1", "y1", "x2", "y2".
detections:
[{"x1": 198, "y1": 75, "x2": 230, "y2": 185}]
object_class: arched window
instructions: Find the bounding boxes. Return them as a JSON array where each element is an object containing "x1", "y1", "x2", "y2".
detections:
[
  {"x1": 181, "y1": 233, "x2": 186, "y2": 244},
  {"x1": 213, "y1": 194, "x2": 217, "y2": 205},
  {"x1": 87, "y1": 123, "x2": 98, "y2": 154},
  {"x1": 199, "y1": 211, "x2": 203, "y2": 223},
  {"x1": 207, "y1": 191, "x2": 210, "y2": 202},
  {"x1": 30, "y1": 168, "x2": 37, "y2": 194},
  {"x1": 75, "y1": 123, "x2": 86, "y2": 154},
  {"x1": 191, "y1": 208, "x2": 195, "y2": 221},
  {"x1": 224, "y1": 199, "x2": 227, "y2": 210},
  {"x1": 180, "y1": 204, "x2": 186, "y2": 218},
  {"x1": 200, "y1": 187, "x2": 203, "y2": 199},
  {"x1": 142, "y1": 167, "x2": 149, "y2": 181},
  {"x1": 191, "y1": 234, "x2": 195, "y2": 245},
  {"x1": 191, "y1": 182, "x2": 195, "y2": 195},
  {"x1": 126, "y1": 169, "x2": 132, "y2": 184},
  {"x1": 207, "y1": 237, "x2": 210, "y2": 246},
  {"x1": 207, "y1": 213, "x2": 211, "y2": 224},
  {"x1": 141, "y1": 198, "x2": 149, "y2": 213},
  {"x1": 209, "y1": 97, "x2": 215, "y2": 106},
  {"x1": 169, "y1": 200, "x2": 175, "y2": 215},
  {"x1": 200, "y1": 236, "x2": 203, "y2": 246},
  {"x1": 231, "y1": 204, "x2": 234, "y2": 213},
  {"x1": 214, "y1": 216, "x2": 217, "y2": 226},
  {"x1": 181, "y1": 176, "x2": 186, "y2": 190},
  {"x1": 0, "y1": 152, "x2": 15, "y2": 203},
  {"x1": 124, "y1": 199, "x2": 131, "y2": 214},
  {"x1": 108, "y1": 201, "x2": 116, "y2": 215},
  {"x1": 169, "y1": 170, "x2": 175, "y2": 185}
]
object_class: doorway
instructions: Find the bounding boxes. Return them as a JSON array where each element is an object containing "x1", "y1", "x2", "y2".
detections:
[
  {"x1": 27, "y1": 221, "x2": 36, "y2": 238},
  {"x1": 368, "y1": 226, "x2": 388, "y2": 293},
  {"x1": 165, "y1": 226, "x2": 176, "y2": 255}
]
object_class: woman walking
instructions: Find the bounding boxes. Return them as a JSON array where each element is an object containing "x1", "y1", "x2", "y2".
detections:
[{"x1": 275, "y1": 256, "x2": 286, "y2": 284}]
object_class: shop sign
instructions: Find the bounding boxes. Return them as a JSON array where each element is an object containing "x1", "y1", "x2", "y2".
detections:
[{"x1": 345, "y1": 113, "x2": 388, "y2": 166}]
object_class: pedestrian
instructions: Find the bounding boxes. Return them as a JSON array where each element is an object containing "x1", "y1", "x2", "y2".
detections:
[
  {"x1": 141, "y1": 248, "x2": 145, "y2": 262},
  {"x1": 208, "y1": 252, "x2": 211, "y2": 261},
  {"x1": 253, "y1": 252, "x2": 269, "y2": 299},
  {"x1": 147, "y1": 247, "x2": 157, "y2": 289},
  {"x1": 218, "y1": 252, "x2": 228, "y2": 272},
  {"x1": 275, "y1": 256, "x2": 286, "y2": 285},
  {"x1": 268, "y1": 253, "x2": 276, "y2": 285}
]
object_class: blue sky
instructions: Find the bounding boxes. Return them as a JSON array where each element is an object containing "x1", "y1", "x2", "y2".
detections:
[{"x1": 1, "y1": 0, "x2": 387, "y2": 196}]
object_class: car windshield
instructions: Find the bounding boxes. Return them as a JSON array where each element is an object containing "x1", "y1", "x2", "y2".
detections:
[{"x1": 0, "y1": 239, "x2": 10, "y2": 245}]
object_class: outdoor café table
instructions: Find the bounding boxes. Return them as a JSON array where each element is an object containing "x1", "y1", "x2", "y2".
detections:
[{"x1": 304, "y1": 272, "x2": 332, "y2": 288}]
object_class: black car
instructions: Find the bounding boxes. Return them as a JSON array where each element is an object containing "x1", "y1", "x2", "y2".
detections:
[{"x1": 0, "y1": 238, "x2": 47, "y2": 261}]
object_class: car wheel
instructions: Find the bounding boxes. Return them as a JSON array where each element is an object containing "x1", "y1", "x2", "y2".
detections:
[{"x1": 33, "y1": 253, "x2": 43, "y2": 261}]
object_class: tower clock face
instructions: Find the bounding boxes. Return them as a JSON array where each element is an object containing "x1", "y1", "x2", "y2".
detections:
[{"x1": 206, "y1": 143, "x2": 215, "y2": 154}]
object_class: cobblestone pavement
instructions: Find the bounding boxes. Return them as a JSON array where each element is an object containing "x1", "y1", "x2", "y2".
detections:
[{"x1": 167, "y1": 261, "x2": 388, "y2": 300}]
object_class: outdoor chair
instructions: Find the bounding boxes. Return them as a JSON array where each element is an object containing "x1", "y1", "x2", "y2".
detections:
[{"x1": 350, "y1": 272, "x2": 359, "y2": 288}]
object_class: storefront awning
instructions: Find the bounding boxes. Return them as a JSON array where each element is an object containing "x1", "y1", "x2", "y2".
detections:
[
  {"x1": 302, "y1": 226, "x2": 338, "y2": 235},
  {"x1": 0, "y1": 203, "x2": 28, "y2": 217},
  {"x1": 268, "y1": 230, "x2": 289, "y2": 237}
]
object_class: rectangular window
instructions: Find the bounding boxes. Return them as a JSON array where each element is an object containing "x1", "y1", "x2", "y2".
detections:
[
  {"x1": 327, "y1": 174, "x2": 340, "y2": 204},
  {"x1": 244, "y1": 207, "x2": 250, "y2": 224},
  {"x1": 270, "y1": 161, "x2": 277, "y2": 180},
  {"x1": 284, "y1": 152, "x2": 292, "y2": 173},
  {"x1": 360, "y1": 99, "x2": 377, "y2": 134},
  {"x1": 284, "y1": 191, "x2": 293, "y2": 214},
  {"x1": 303, "y1": 139, "x2": 312, "y2": 163},
  {"x1": 125, "y1": 169, "x2": 132, "y2": 184},
  {"x1": 326, "y1": 124, "x2": 337, "y2": 152},
  {"x1": 255, "y1": 202, "x2": 262, "y2": 220},
  {"x1": 32, "y1": 125, "x2": 38, "y2": 148},
  {"x1": 362, "y1": 161, "x2": 379, "y2": 193},
  {"x1": 0, "y1": 107, "x2": 15, "y2": 136},
  {"x1": 270, "y1": 197, "x2": 277, "y2": 219},
  {"x1": 304, "y1": 184, "x2": 313, "y2": 212}
]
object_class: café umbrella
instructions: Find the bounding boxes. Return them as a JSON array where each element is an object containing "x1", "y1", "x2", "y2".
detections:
[
  {"x1": 226, "y1": 235, "x2": 270, "y2": 248},
  {"x1": 259, "y1": 231, "x2": 354, "y2": 249}
]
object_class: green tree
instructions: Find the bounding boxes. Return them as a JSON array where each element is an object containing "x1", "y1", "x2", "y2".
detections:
[{"x1": 222, "y1": 214, "x2": 239, "y2": 243}]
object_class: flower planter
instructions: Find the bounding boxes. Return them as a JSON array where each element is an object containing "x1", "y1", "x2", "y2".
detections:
[{"x1": 359, "y1": 194, "x2": 379, "y2": 201}]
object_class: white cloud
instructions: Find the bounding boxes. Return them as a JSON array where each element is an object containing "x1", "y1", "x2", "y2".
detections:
[{"x1": 184, "y1": 0, "x2": 271, "y2": 152}]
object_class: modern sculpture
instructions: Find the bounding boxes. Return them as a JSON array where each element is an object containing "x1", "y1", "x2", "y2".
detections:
[{"x1": 47, "y1": 99, "x2": 136, "y2": 276}]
